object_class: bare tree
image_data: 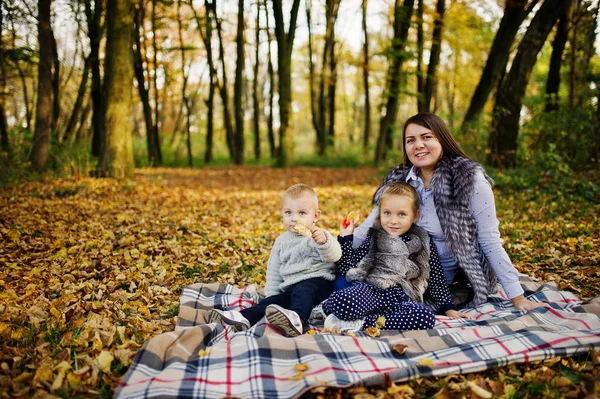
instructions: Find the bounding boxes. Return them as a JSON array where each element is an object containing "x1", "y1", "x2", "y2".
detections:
[
  {"x1": 30, "y1": 0, "x2": 53, "y2": 171},
  {"x1": 252, "y1": 0, "x2": 261, "y2": 160},
  {"x1": 99, "y1": 0, "x2": 135, "y2": 178},
  {"x1": 422, "y1": 0, "x2": 445, "y2": 113},
  {"x1": 272, "y1": 0, "x2": 301, "y2": 167},
  {"x1": 0, "y1": 0, "x2": 10, "y2": 154},
  {"x1": 361, "y1": 0, "x2": 371, "y2": 149},
  {"x1": 264, "y1": 0, "x2": 276, "y2": 158},
  {"x1": 233, "y1": 0, "x2": 245, "y2": 164},
  {"x1": 375, "y1": 0, "x2": 415, "y2": 163},
  {"x1": 462, "y1": 0, "x2": 538, "y2": 130},
  {"x1": 488, "y1": 0, "x2": 567, "y2": 167}
]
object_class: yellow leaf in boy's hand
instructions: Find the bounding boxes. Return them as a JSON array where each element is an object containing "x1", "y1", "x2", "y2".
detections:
[
  {"x1": 293, "y1": 222, "x2": 312, "y2": 236},
  {"x1": 417, "y1": 357, "x2": 433, "y2": 367}
]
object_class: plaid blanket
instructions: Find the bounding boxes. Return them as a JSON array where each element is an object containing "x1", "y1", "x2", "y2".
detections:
[{"x1": 115, "y1": 276, "x2": 600, "y2": 399}]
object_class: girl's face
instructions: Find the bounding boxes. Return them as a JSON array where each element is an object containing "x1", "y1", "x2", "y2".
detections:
[
  {"x1": 379, "y1": 195, "x2": 420, "y2": 237},
  {"x1": 404, "y1": 123, "x2": 443, "y2": 172},
  {"x1": 282, "y1": 193, "x2": 320, "y2": 234}
]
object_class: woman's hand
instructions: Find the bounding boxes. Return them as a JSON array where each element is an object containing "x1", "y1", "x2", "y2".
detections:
[
  {"x1": 510, "y1": 295, "x2": 543, "y2": 311},
  {"x1": 445, "y1": 309, "x2": 475, "y2": 320}
]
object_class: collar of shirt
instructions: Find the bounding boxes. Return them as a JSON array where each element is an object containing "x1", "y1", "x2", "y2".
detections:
[{"x1": 406, "y1": 166, "x2": 423, "y2": 187}]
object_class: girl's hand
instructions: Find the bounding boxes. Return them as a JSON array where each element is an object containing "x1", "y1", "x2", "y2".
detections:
[
  {"x1": 312, "y1": 227, "x2": 327, "y2": 245},
  {"x1": 445, "y1": 309, "x2": 474, "y2": 320},
  {"x1": 510, "y1": 295, "x2": 543, "y2": 311},
  {"x1": 340, "y1": 219, "x2": 356, "y2": 237}
]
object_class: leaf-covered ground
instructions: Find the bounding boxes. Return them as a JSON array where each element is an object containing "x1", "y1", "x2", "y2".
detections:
[{"x1": 1, "y1": 167, "x2": 599, "y2": 398}]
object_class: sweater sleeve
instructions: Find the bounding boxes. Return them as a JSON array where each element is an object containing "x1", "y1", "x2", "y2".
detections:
[
  {"x1": 352, "y1": 206, "x2": 378, "y2": 248},
  {"x1": 317, "y1": 229, "x2": 343, "y2": 263},
  {"x1": 470, "y1": 171, "x2": 523, "y2": 299},
  {"x1": 264, "y1": 237, "x2": 284, "y2": 297},
  {"x1": 425, "y1": 237, "x2": 457, "y2": 314},
  {"x1": 336, "y1": 235, "x2": 370, "y2": 276}
]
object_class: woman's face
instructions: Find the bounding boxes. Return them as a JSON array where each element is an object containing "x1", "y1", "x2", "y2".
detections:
[{"x1": 404, "y1": 123, "x2": 443, "y2": 171}]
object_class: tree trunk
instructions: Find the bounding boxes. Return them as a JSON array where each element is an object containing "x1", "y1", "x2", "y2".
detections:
[
  {"x1": 62, "y1": 56, "x2": 90, "y2": 143},
  {"x1": 272, "y1": 0, "x2": 301, "y2": 167},
  {"x1": 30, "y1": 0, "x2": 53, "y2": 172},
  {"x1": 546, "y1": 0, "x2": 576, "y2": 111},
  {"x1": 488, "y1": 0, "x2": 567, "y2": 168},
  {"x1": 0, "y1": 1, "x2": 10, "y2": 154},
  {"x1": 265, "y1": 0, "x2": 276, "y2": 159},
  {"x1": 177, "y1": 0, "x2": 193, "y2": 166},
  {"x1": 306, "y1": 0, "x2": 321, "y2": 153},
  {"x1": 75, "y1": 99, "x2": 92, "y2": 142},
  {"x1": 148, "y1": 0, "x2": 162, "y2": 165},
  {"x1": 99, "y1": 0, "x2": 135, "y2": 178},
  {"x1": 462, "y1": 0, "x2": 537, "y2": 130},
  {"x1": 204, "y1": 1, "x2": 216, "y2": 164},
  {"x1": 214, "y1": 6, "x2": 235, "y2": 160},
  {"x1": 361, "y1": 0, "x2": 371, "y2": 149},
  {"x1": 416, "y1": 0, "x2": 424, "y2": 112},
  {"x1": 252, "y1": 1, "x2": 261, "y2": 161},
  {"x1": 50, "y1": 32, "x2": 60, "y2": 137},
  {"x1": 133, "y1": 0, "x2": 158, "y2": 165},
  {"x1": 375, "y1": 0, "x2": 415, "y2": 163},
  {"x1": 325, "y1": 0, "x2": 341, "y2": 149},
  {"x1": 423, "y1": 0, "x2": 445, "y2": 113},
  {"x1": 85, "y1": 0, "x2": 106, "y2": 158},
  {"x1": 233, "y1": 0, "x2": 245, "y2": 164}
]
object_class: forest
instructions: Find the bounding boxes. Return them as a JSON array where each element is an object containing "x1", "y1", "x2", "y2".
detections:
[
  {"x1": 1, "y1": 0, "x2": 600, "y2": 398},
  {"x1": 0, "y1": 0, "x2": 598, "y2": 177}
]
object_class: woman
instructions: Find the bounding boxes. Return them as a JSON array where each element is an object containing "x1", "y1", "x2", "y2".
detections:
[{"x1": 353, "y1": 112, "x2": 541, "y2": 311}]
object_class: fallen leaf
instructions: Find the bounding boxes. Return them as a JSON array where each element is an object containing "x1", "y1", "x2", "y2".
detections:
[
  {"x1": 392, "y1": 343, "x2": 408, "y2": 355},
  {"x1": 294, "y1": 363, "x2": 309, "y2": 372}
]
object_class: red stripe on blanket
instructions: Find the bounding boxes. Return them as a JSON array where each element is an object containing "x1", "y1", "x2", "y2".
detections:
[
  {"x1": 545, "y1": 307, "x2": 592, "y2": 329},
  {"x1": 351, "y1": 336, "x2": 382, "y2": 373}
]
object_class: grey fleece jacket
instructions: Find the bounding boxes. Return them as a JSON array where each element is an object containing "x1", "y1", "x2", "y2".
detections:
[{"x1": 264, "y1": 230, "x2": 342, "y2": 297}]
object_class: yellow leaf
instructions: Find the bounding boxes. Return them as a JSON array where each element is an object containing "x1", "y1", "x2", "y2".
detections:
[
  {"x1": 198, "y1": 347, "x2": 212, "y2": 357},
  {"x1": 375, "y1": 316, "x2": 386, "y2": 329},
  {"x1": 306, "y1": 329, "x2": 316, "y2": 335},
  {"x1": 50, "y1": 307, "x2": 62, "y2": 320},
  {"x1": 466, "y1": 380, "x2": 492, "y2": 398},
  {"x1": 288, "y1": 371, "x2": 305, "y2": 380},
  {"x1": 417, "y1": 357, "x2": 433, "y2": 367},
  {"x1": 94, "y1": 350, "x2": 114, "y2": 373},
  {"x1": 294, "y1": 363, "x2": 309, "y2": 372},
  {"x1": 365, "y1": 327, "x2": 380, "y2": 337},
  {"x1": 388, "y1": 382, "x2": 414, "y2": 395}
]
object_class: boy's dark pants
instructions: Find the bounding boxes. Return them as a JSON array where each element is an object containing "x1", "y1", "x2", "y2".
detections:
[{"x1": 241, "y1": 277, "x2": 332, "y2": 326}]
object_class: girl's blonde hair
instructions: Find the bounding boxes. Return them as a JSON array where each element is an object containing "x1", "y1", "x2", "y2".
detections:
[{"x1": 380, "y1": 182, "x2": 419, "y2": 213}]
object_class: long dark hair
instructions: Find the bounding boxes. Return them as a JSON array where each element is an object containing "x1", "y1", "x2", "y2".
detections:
[{"x1": 401, "y1": 112, "x2": 470, "y2": 167}]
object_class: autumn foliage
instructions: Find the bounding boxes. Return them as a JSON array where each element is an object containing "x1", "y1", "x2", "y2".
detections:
[{"x1": 1, "y1": 166, "x2": 598, "y2": 398}]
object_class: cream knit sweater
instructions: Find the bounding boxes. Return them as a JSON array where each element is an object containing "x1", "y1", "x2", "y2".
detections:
[{"x1": 264, "y1": 230, "x2": 342, "y2": 296}]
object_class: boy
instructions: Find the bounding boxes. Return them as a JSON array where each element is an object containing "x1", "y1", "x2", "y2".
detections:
[{"x1": 207, "y1": 184, "x2": 342, "y2": 337}]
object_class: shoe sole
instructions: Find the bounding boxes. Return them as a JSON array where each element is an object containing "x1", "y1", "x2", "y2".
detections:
[
  {"x1": 265, "y1": 306, "x2": 302, "y2": 337},
  {"x1": 207, "y1": 310, "x2": 248, "y2": 332}
]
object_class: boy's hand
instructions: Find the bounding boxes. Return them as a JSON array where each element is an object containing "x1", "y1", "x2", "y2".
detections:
[
  {"x1": 311, "y1": 227, "x2": 327, "y2": 245},
  {"x1": 510, "y1": 295, "x2": 544, "y2": 311},
  {"x1": 445, "y1": 309, "x2": 474, "y2": 320}
]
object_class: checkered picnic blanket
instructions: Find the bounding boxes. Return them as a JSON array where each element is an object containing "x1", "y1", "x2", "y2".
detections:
[{"x1": 115, "y1": 276, "x2": 600, "y2": 399}]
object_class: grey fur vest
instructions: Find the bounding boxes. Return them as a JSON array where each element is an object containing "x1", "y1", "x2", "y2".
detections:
[
  {"x1": 346, "y1": 223, "x2": 431, "y2": 302},
  {"x1": 372, "y1": 156, "x2": 498, "y2": 307}
]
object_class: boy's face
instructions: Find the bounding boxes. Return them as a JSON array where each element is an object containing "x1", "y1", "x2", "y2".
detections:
[
  {"x1": 379, "y1": 195, "x2": 420, "y2": 237},
  {"x1": 282, "y1": 193, "x2": 321, "y2": 234}
]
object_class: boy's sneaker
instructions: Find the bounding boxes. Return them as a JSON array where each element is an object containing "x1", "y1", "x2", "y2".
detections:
[
  {"x1": 324, "y1": 313, "x2": 364, "y2": 333},
  {"x1": 206, "y1": 309, "x2": 250, "y2": 332},
  {"x1": 265, "y1": 305, "x2": 304, "y2": 337}
]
